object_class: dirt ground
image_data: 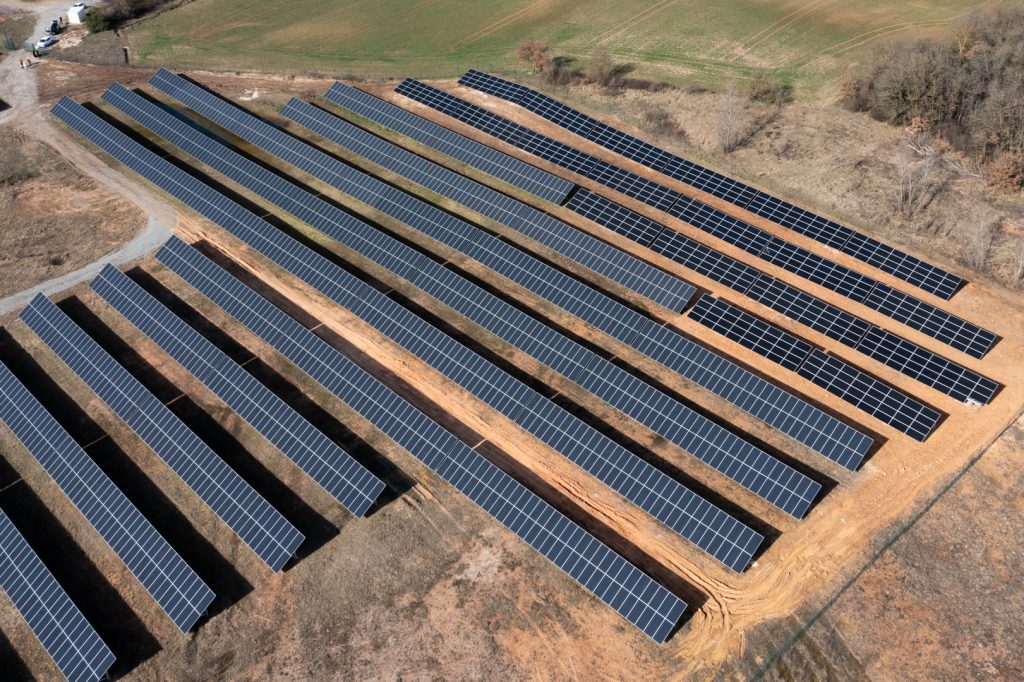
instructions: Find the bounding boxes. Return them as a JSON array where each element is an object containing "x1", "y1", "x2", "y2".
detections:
[
  {"x1": 0, "y1": 126, "x2": 144, "y2": 298},
  {"x1": 0, "y1": 64, "x2": 1022, "y2": 680}
]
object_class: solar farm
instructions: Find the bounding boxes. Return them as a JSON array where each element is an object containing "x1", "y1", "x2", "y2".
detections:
[{"x1": 0, "y1": 68, "x2": 1021, "y2": 680}]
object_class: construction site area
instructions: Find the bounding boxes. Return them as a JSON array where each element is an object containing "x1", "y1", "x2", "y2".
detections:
[{"x1": 0, "y1": 57, "x2": 1022, "y2": 682}]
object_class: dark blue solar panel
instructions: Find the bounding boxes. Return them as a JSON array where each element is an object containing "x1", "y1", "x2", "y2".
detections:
[
  {"x1": 20, "y1": 290, "x2": 303, "y2": 572},
  {"x1": 278, "y1": 95, "x2": 695, "y2": 311},
  {"x1": 795, "y1": 349, "x2": 943, "y2": 442},
  {"x1": 460, "y1": 70, "x2": 966, "y2": 301},
  {"x1": 565, "y1": 190, "x2": 998, "y2": 411},
  {"x1": 90, "y1": 263, "x2": 386, "y2": 516},
  {"x1": 0, "y1": 360, "x2": 215, "y2": 632},
  {"x1": 861, "y1": 283, "x2": 996, "y2": 359},
  {"x1": 109, "y1": 85, "x2": 816, "y2": 518},
  {"x1": 0, "y1": 508, "x2": 115, "y2": 682},
  {"x1": 854, "y1": 326, "x2": 999, "y2": 405},
  {"x1": 63, "y1": 87, "x2": 762, "y2": 574},
  {"x1": 148, "y1": 71, "x2": 868, "y2": 474},
  {"x1": 155, "y1": 237, "x2": 686, "y2": 642},
  {"x1": 688, "y1": 296, "x2": 812, "y2": 372},
  {"x1": 324, "y1": 81, "x2": 573, "y2": 203}
]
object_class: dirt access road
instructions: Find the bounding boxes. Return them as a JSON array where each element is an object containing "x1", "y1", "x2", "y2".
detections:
[{"x1": 0, "y1": 0, "x2": 173, "y2": 315}]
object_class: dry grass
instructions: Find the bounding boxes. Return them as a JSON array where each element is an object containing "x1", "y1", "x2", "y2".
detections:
[{"x1": 0, "y1": 128, "x2": 145, "y2": 298}]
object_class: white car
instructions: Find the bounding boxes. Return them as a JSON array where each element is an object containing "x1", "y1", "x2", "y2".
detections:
[
  {"x1": 71, "y1": 2, "x2": 86, "y2": 8},
  {"x1": 35, "y1": 36, "x2": 56, "y2": 50}
]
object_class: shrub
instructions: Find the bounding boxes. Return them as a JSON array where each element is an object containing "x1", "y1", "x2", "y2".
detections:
[
  {"x1": 514, "y1": 40, "x2": 550, "y2": 72},
  {"x1": 986, "y1": 152, "x2": 1024, "y2": 192},
  {"x1": 85, "y1": 11, "x2": 110, "y2": 33},
  {"x1": 748, "y1": 69, "x2": 791, "y2": 106}
]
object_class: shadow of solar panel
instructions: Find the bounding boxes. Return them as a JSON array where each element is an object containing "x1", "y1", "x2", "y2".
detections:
[
  {"x1": 90, "y1": 263, "x2": 386, "y2": 516},
  {"x1": 324, "y1": 81, "x2": 573, "y2": 203},
  {"x1": 147, "y1": 71, "x2": 868, "y2": 475},
  {"x1": 64, "y1": 87, "x2": 763, "y2": 572},
  {"x1": 20, "y1": 291, "x2": 303, "y2": 572},
  {"x1": 566, "y1": 189, "x2": 998, "y2": 410},
  {"x1": 112, "y1": 85, "x2": 816, "y2": 518},
  {"x1": 855, "y1": 327, "x2": 998, "y2": 405},
  {"x1": 795, "y1": 350, "x2": 942, "y2": 442},
  {"x1": 0, "y1": 361, "x2": 215, "y2": 632},
  {"x1": 0, "y1": 509, "x2": 115, "y2": 682},
  {"x1": 156, "y1": 238, "x2": 686, "y2": 642},
  {"x1": 459, "y1": 70, "x2": 966, "y2": 300},
  {"x1": 279, "y1": 95, "x2": 695, "y2": 311}
]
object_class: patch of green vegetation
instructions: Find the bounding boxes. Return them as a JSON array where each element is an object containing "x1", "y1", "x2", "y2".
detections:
[{"x1": 125, "y1": 0, "x2": 1009, "y2": 97}]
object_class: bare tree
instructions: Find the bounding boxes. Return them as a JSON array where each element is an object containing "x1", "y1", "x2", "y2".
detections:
[
  {"x1": 894, "y1": 149, "x2": 940, "y2": 215},
  {"x1": 962, "y1": 220, "x2": 995, "y2": 271},
  {"x1": 1013, "y1": 237, "x2": 1024, "y2": 287},
  {"x1": 586, "y1": 48, "x2": 616, "y2": 86},
  {"x1": 716, "y1": 83, "x2": 744, "y2": 154},
  {"x1": 515, "y1": 41, "x2": 550, "y2": 72}
]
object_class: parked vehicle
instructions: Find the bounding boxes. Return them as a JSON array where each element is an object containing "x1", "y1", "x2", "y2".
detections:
[
  {"x1": 48, "y1": 20, "x2": 61, "y2": 35},
  {"x1": 35, "y1": 36, "x2": 56, "y2": 50}
]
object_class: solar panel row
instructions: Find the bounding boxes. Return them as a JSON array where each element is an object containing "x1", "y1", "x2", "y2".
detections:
[
  {"x1": 0, "y1": 508, "x2": 115, "y2": 682},
  {"x1": 55, "y1": 99, "x2": 689, "y2": 639},
  {"x1": 566, "y1": 189, "x2": 1000, "y2": 407},
  {"x1": 458, "y1": 69, "x2": 966, "y2": 301},
  {"x1": 148, "y1": 69, "x2": 871, "y2": 471},
  {"x1": 401, "y1": 78, "x2": 996, "y2": 360},
  {"x1": 56, "y1": 93, "x2": 763, "y2": 574},
  {"x1": 323, "y1": 82, "x2": 573, "y2": 203},
  {"x1": 687, "y1": 297, "x2": 944, "y2": 441},
  {"x1": 154, "y1": 237, "x2": 687, "y2": 642},
  {"x1": 90, "y1": 263, "x2": 386, "y2": 517},
  {"x1": 281, "y1": 94, "x2": 696, "y2": 312},
  {"x1": 20, "y1": 291, "x2": 304, "y2": 572},
  {"x1": 0, "y1": 361, "x2": 215, "y2": 632},
  {"x1": 105, "y1": 83, "x2": 818, "y2": 518}
]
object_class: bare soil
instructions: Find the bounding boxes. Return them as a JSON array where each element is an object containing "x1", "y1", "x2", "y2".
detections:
[{"x1": 0, "y1": 126, "x2": 144, "y2": 298}]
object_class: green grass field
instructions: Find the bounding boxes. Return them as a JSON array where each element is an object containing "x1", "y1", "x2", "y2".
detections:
[{"x1": 125, "y1": 0, "x2": 1011, "y2": 95}]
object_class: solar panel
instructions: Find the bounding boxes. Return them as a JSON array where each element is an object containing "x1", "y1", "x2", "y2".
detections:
[
  {"x1": 687, "y1": 298, "x2": 944, "y2": 441},
  {"x1": 20, "y1": 292, "x2": 303, "y2": 571},
  {"x1": 855, "y1": 326, "x2": 999, "y2": 405},
  {"x1": 459, "y1": 70, "x2": 966, "y2": 300},
  {"x1": 795, "y1": 350, "x2": 942, "y2": 442},
  {"x1": 108, "y1": 85, "x2": 816, "y2": 518},
  {"x1": 688, "y1": 296, "x2": 812, "y2": 372},
  {"x1": 0, "y1": 360, "x2": 215, "y2": 632},
  {"x1": 566, "y1": 189, "x2": 999, "y2": 407},
  {"x1": 410, "y1": 77, "x2": 993, "y2": 356},
  {"x1": 323, "y1": 82, "x2": 573, "y2": 204},
  {"x1": 90, "y1": 263, "x2": 386, "y2": 516},
  {"x1": 55, "y1": 91, "x2": 763, "y2": 573},
  {"x1": 861, "y1": 283, "x2": 996, "y2": 359},
  {"x1": 0, "y1": 508, "x2": 115, "y2": 682},
  {"x1": 155, "y1": 237, "x2": 686, "y2": 642},
  {"x1": 280, "y1": 94, "x2": 696, "y2": 312},
  {"x1": 148, "y1": 70, "x2": 870, "y2": 472}
]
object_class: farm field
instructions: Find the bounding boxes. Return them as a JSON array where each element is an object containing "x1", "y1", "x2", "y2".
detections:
[{"x1": 124, "y1": 0, "x2": 1007, "y2": 95}]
